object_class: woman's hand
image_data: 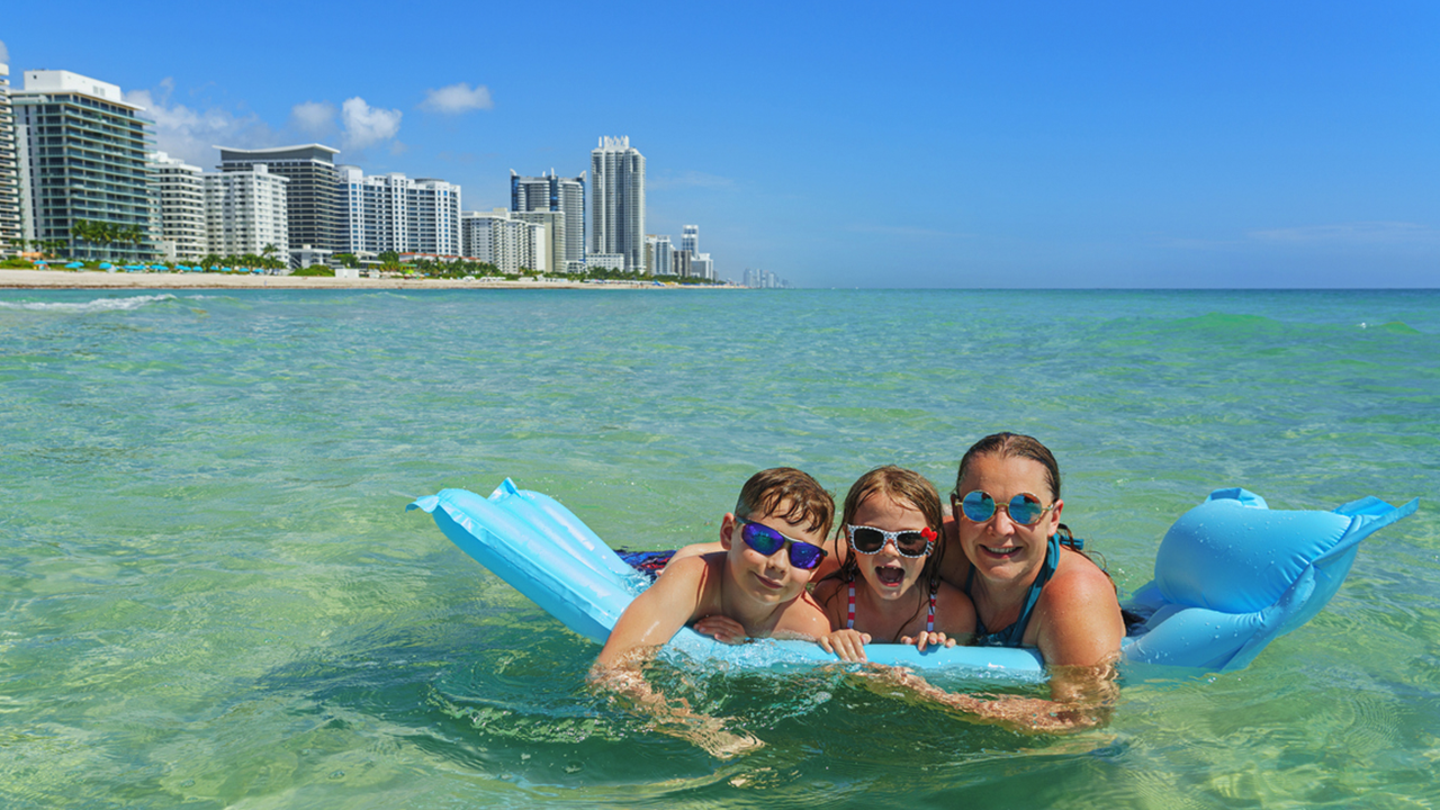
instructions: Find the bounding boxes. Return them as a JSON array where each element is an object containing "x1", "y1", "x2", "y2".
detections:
[
  {"x1": 818, "y1": 629, "x2": 871, "y2": 662},
  {"x1": 901, "y1": 631, "x2": 956, "y2": 652},
  {"x1": 693, "y1": 615, "x2": 748, "y2": 645}
]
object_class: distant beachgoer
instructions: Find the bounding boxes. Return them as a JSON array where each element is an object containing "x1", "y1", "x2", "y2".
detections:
[{"x1": 810, "y1": 466, "x2": 975, "y2": 660}]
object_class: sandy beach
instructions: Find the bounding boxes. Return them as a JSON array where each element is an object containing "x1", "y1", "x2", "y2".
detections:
[{"x1": 0, "y1": 269, "x2": 681, "y2": 290}]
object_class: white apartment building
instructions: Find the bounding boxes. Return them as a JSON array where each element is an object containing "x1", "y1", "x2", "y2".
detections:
[
  {"x1": 512, "y1": 209, "x2": 564, "y2": 275},
  {"x1": 589, "y1": 136, "x2": 645, "y2": 272},
  {"x1": 0, "y1": 63, "x2": 21, "y2": 254},
  {"x1": 336, "y1": 166, "x2": 461, "y2": 257},
  {"x1": 150, "y1": 151, "x2": 205, "y2": 262},
  {"x1": 646, "y1": 234, "x2": 673, "y2": 276},
  {"x1": 692, "y1": 252, "x2": 714, "y2": 281},
  {"x1": 681, "y1": 224, "x2": 698, "y2": 255},
  {"x1": 461, "y1": 208, "x2": 547, "y2": 274},
  {"x1": 14, "y1": 70, "x2": 157, "y2": 261},
  {"x1": 511, "y1": 169, "x2": 585, "y2": 266},
  {"x1": 203, "y1": 164, "x2": 289, "y2": 258}
]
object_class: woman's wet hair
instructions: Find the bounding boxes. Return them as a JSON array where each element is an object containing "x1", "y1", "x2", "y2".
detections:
[
  {"x1": 955, "y1": 432, "x2": 1114, "y2": 587},
  {"x1": 820, "y1": 466, "x2": 945, "y2": 627},
  {"x1": 954, "y1": 432, "x2": 1061, "y2": 501}
]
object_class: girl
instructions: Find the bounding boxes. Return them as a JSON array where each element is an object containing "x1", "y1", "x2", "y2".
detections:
[{"x1": 814, "y1": 466, "x2": 975, "y2": 661}]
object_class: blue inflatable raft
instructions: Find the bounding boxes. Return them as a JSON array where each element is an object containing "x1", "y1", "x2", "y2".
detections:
[{"x1": 409, "y1": 481, "x2": 1417, "y2": 678}]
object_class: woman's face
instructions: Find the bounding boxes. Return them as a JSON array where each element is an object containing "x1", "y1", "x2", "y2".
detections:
[
  {"x1": 849, "y1": 492, "x2": 930, "y2": 601},
  {"x1": 955, "y1": 454, "x2": 1063, "y2": 586}
]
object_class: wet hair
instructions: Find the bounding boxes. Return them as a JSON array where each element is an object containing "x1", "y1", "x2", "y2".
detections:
[
  {"x1": 734, "y1": 467, "x2": 834, "y2": 535},
  {"x1": 954, "y1": 432, "x2": 1061, "y2": 501},
  {"x1": 820, "y1": 466, "x2": 945, "y2": 627},
  {"x1": 954, "y1": 432, "x2": 1114, "y2": 584}
]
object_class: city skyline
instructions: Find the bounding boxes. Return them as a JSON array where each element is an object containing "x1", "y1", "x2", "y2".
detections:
[{"x1": 2, "y1": 3, "x2": 1437, "y2": 288}]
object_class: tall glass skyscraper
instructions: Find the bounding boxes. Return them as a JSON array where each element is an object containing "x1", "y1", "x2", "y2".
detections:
[{"x1": 588, "y1": 136, "x2": 645, "y2": 272}]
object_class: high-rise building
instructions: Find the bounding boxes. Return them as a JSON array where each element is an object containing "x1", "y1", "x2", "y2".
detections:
[
  {"x1": 589, "y1": 136, "x2": 645, "y2": 272},
  {"x1": 336, "y1": 167, "x2": 462, "y2": 257},
  {"x1": 692, "y1": 252, "x2": 714, "y2": 281},
  {"x1": 218, "y1": 144, "x2": 339, "y2": 262},
  {"x1": 0, "y1": 62, "x2": 22, "y2": 255},
  {"x1": 461, "y1": 208, "x2": 547, "y2": 274},
  {"x1": 646, "y1": 234, "x2": 673, "y2": 276},
  {"x1": 13, "y1": 70, "x2": 157, "y2": 261},
  {"x1": 511, "y1": 169, "x2": 585, "y2": 269},
  {"x1": 150, "y1": 151, "x2": 205, "y2": 262},
  {"x1": 681, "y1": 224, "x2": 698, "y2": 256},
  {"x1": 202, "y1": 164, "x2": 289, "y2": 258},
  {"x1": 672, "y1": 248, "x2": 692, "y2": 278},
  {"x1": 513, "y1": 209, "x2": 564, "y2": 274}
]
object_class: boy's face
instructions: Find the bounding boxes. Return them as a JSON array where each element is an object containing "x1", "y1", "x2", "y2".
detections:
[{"x1": 719, "y1": 499, "x2": 827, "y2": 605}]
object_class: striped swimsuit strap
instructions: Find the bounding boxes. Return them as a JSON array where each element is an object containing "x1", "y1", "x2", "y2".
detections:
[{"x1": 846, "y1": 582, "x2": 937, "y2": 635}]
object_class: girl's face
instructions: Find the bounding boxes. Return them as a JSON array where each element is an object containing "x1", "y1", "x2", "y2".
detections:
[
  {"x1": 849, "y1": 492, "x2": 931, "y2": 601},
  {"x1": 955, "y1": 454, "x2": 1063, "y2": 586}
]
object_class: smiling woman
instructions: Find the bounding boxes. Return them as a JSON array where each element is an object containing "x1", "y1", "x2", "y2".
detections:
[{"x1": 938, "y1": 433, "x2": 1126, "y2": 669}]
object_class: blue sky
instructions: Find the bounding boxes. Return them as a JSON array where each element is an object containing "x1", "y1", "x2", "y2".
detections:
[{"x1": 5, "y1": 2, "x2": 1437, "y2": 287}]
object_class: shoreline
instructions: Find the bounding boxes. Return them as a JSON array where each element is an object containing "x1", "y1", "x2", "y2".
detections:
[{"x1": 0, "y1": 269, "x2": 718, "y2": 291}]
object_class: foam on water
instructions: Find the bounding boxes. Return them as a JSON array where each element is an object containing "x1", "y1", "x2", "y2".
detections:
[
  {"x1": 0, "y1": 287, "x2": 1436, "y2": 809},
  {"x1": 0, "y1": 292, "x2": 181, "y2": 313}
]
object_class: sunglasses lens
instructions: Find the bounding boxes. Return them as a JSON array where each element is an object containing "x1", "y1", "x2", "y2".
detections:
[
  {"x1": 741, "y1": 522, "x2": 785, "y2": 556},
  {"x1": 789, "y1": 542, "x2": 826, "y2": 570},
  {"x1": 1008, "y1": 494, "x2": 1046, "y2": 525},
  {"x1": 961, "y1": 491, "x2": 996, "y2": 522},
  {"x1": 850, "y1": 527, "x2": 886, "y2": 554},
  {"x1": 894, "y1": 532, "x2": 930, "y2": 556}
]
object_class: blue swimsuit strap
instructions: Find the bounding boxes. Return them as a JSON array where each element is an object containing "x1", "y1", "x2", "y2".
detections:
[{"x1": 965, "y1": 532, "x2": 1062, "y2": 648}]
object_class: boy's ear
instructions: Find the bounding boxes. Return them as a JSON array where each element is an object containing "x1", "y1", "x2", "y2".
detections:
[{"x1": 720, "y1": 513, "x2": 737, "y2": 549}]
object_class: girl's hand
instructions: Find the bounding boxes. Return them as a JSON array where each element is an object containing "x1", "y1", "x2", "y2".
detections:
[
  {"x1": 693, "y1": 615, "x2": 748, "y2": 645},
  {"x1": 818, "y1": 629, "x2": 871, "y2": 662},
  {"x1": 901, "y1": 631, "x2": 956, "y2": 652}
]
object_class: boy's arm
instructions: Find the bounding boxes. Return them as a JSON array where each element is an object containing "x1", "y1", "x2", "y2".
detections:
[
  {"x1": 590, "y1": 555, "x2": 762, "y2": 759},
  {"x1": 593, "y1": 555, "x2": 712, "y2": 671}
]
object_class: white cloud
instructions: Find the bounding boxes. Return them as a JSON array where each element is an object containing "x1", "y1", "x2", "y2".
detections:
[
  {"x1": 0, "y1": 40, "x2": 10, "y2": 66},
  {"x1": 1249, "y1": 222, "x2": 1438, "y2": 245},
  {"x1": 124, "y1": 78, "x2": 275, "y2": 167},
  {"x1": 420, "y1": 82, "x2": 493, "y2": 114},
  {"x1": 341, "y1": 97, "x2": 403, "y2": 152},
  {"x1": 289, "y1": 101, "x2": 337, "y2": 137}
]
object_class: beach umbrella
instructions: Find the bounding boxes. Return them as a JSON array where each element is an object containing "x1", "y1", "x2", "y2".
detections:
[
  {"x1": 65, "y1": 262, "x2": 83, "y2": 269},
  {"x1": 99, "y1": 262, "x2": 113, "y2": 270}
]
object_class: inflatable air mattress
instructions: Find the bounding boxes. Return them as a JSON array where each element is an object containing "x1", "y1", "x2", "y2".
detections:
[{"x1": 410, "y1": 481, "x2": 1416, "y2": 677}]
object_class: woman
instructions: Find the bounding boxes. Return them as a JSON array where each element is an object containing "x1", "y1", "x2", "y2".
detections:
[{"x1": 937, "y1": 432, "x2": 1124, "y2": 670}]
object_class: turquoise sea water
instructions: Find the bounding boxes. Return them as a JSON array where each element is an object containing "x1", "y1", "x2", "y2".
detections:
[{"x1": 1, "y1": 288, "x2": 1437, "y2": 809}]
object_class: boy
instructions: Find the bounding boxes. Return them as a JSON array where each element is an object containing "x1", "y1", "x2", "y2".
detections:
[{"x1": 589, "y1": 467, "x2": 834, "y2": 756}]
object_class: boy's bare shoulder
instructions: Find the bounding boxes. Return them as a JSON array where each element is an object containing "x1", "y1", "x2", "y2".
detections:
[{"x1": 770, "y1": 588, "x2": 831, "y2": 640}]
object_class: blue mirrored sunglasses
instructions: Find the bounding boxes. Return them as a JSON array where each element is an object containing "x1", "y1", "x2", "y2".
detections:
[
  {"x1": 955, "y1": 490, "x2": 1054, "y2": 526},
  {"x1": 737, "y1": 518, "x2": 827, "y2": 570}
]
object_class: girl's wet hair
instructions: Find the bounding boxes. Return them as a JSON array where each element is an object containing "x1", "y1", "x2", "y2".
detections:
[
  {"x1": 735, "y1": 467, "x2": 834, "y2": 534},
  {"x1": 821, "y1": 466, "x2": 945, "y2": 618}
]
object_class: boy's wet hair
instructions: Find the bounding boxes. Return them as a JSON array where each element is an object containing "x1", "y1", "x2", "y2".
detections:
[{"x1": 734, "y1": 467, "x2": 834, "y2": 534}]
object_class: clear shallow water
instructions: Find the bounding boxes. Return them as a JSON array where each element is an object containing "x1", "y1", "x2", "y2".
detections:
[{"x1": 1, "y1": 288, "x2": 1436, "y2": 809}]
